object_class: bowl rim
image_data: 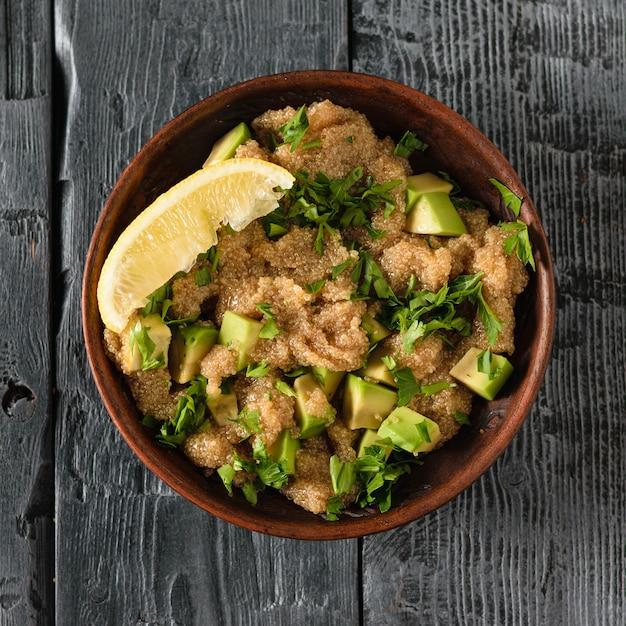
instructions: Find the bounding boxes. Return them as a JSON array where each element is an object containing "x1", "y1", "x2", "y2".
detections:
[{"x1": 82, "y1": 69, "x2": 555, "y2": 539}]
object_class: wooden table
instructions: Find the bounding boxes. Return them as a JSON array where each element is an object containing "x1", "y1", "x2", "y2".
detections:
[{"x1": 2, "y1": 1, "x2": 624, "y2": 624}]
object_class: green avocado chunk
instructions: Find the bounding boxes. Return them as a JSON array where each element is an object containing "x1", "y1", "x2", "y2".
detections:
[
  {"x1": 217, "y1": 311, "x2": 263, "y2": 371},
  {"x1": 207, "y1": 389, "x2": 239, "y2": 427},
  {"x1": 405, "y1": 191, "x2": 468, "y2": 237},
  {"x1": 359, "y1": 345, "x2": 397, "y2": 388},
  {"x1": 449, "y1": 347, "x2": 513, "y2": 401},
  {"x1": 311, "y1": 366, "x2": 345, "y2": 400},
  {"x1": 357, "y1": 428, "x2": 392, "y2": 460},
  {"x1": 405, "y1": 172, "x2": 454, "y2": 212},
  {"x1": 342, "y1": 374, "x2": 398, "y2": 430},
  {"x1": 293, "y1": 373, "x2": 336, "y2": 438},
  {"x1": 203, "y1": 122, "x2": 252, "y2": 166},
  {"x1": 268, "y1": 429, "x2": 300, "y2": 474},
  {"x1": 169, "y1": 322, "x2": 219, "y2": 384},
  {"x1": 126, "y1": 313, "x2": 172, "y2": 372},
  {"x1": 377, "y1": 406, "x2": 442, "y2": 454},
  {"x1": 361, "y1": 312, "x2": 392, "y2": 345}
]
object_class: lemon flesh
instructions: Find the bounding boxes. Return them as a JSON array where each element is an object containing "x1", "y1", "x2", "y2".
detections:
[{"x1": 97, "y1": 158, "x2": 295, "y2": 333}]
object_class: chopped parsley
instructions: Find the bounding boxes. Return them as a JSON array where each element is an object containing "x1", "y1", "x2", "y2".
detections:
[
  {"x1": 233, "y1": 406, "x2": 263, "y2": 435},
  {"x1": 305, "y1": 279, "x2": 327, "y2": 294},
  {"x1": 393, "y1": 131, "x2": 428, "y2": 158},
  {"x1": 454, "y1": 411, "x2": 471, "y2": 425},
  {"x1": 274, "y1": 379, "x2": 297, "y2": 397},
  {"x1": 218, "y1": 437, "x2": 290, "y2": 503},
  {"x1": 128, "y1": 320, "x2": 166, "y2": 371},
  {"x1": 381, "y1": 355, "x2": 455, "y2": 406},
  {"x1": 246, "y1": 361, "x2": 271, "y2": 378},
  {"x1": 156, "y1": 376, "x2": 209, "y2": 447},
  {"x1": 489, "y1": 178, "x2": 523, "y2": 216},
  {"x1": 255, "y1": 303, "x2": 282, "y2": 339},
  {"x1": 264, "y1": 166, "x2": 401, "y2": 254},
  {"x1": 279, "y1": 104, "x2": 309, "y2": 152},
  {"x1": 499, "y1": 220, "x2": 536, "y2": 270},
  {"x1": 379, "y1": 271, "x2": 503, "y2": 350},
  {"x1": 326, "y1": 446, "x2": 418, "y2": 518}
]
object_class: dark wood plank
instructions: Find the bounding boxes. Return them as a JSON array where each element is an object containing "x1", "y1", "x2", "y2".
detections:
[
  {"x1": 0, "y1": 1, "x2": 53, "y2": 624},
  {"x1": 353, "y1": 0, "x2": 626, "y2": 623},
  {"x1": 54, "y1": 1, "x2": 357, "y2": 625}
]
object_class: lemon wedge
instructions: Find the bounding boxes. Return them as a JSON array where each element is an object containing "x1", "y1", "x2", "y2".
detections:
[{"x1": 97, "y1": 158, "x2": 295, "y2": 333}]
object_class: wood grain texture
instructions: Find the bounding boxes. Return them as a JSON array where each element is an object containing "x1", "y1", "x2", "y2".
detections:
[
  {"x1": 352, "y1": 0, "x2": 626, "y2": 624},
  {"x1": 2, "y1": 0, "x2": 624, "y2": 624},
  {"x1": 0, "y1": 1, "x2": 53, "y2": 624},
  {"x1": 54, "y1": 1, "x2": 357, "y2": 625}
]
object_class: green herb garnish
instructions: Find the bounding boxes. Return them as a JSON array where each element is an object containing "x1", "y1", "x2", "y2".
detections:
[
  {"x1": 279, "y1": 104, "x2": 309, "y2": 152},
  {"x1": 489, "y1": 178, "x2": 523, "y2": 216},
  {"x1": 305, "y1": 279, "x2": 327, "y2": 294},
  {"x1": 246, "y1": 361, "x2": 271, "y2": 378},
  {"x1": 393, "y1": 131, "x2": 428, "y2": 158},
  {"x1": 255, "y1": 303, "x2": 282, "y2": 339},
  {"x1": 499, "y1": 220, "x2": 536, "y2": 270},
  {"x1": 233, "y1": 437, "x2": 290, "y2": 490},
  {"x1": 326, "y1": 446, "x2": 418, "y2": 519},
  {"x1": 379, "y1": 271, "x2": 503, "y2": 351},
  {"x1": 156, "y1": 376, "x2": 208, "y2": 447},
  {"x1": 129, "y1": 320, "x2": 165, "y2": 371},
  {"x1": 274, "y1": 380, "x2": 297, "y2": 397},
  {"x1": 264, "y1": 167, "x2": 400, "y2": 254}
]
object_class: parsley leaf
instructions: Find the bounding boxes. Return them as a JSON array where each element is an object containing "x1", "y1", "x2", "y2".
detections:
[
  {"x1": 141, "y1": 282, "x2": 172, "y2": 317},
  {"x1": 394, "y1": 131, "x2": 428, "y2": 158},
  {"x1": 454, "y1": 411, "x2": 471, "y2": 425},
  {"x1": 354, "y1": 447, "x2": 416, "y2": 513},
  {"x1": 305, "y1": 279, "x2": 327, "y2": 294},
  {"x1": 279, "y1": 104, "x2": 309, "y2": 152},
  {"x1": 195, "y1": 266, "x2": 211, "y2": 286},
  {"x1": 380, "y1": 271, "x2": 503, "y2": 350},
  {"x1": 381, "y1": 356, "x2": 455, "y2": 405},
  {"x1": 274, "y1": 380, "x2": 297, "y2": 397},
  {"x1": 233, "y1": 406, "x2": 263, "y2": 435},
  {"x1": 489, "y1": 178, "x2": 523, "y2": 216},
  {"x1": 263, "y1": 167, "x2": 400, "y2": 255},
  {"x1": 331, "y1": 259, "x2": 354, "y2": 279},
  {"x1": 330, "y1": 455, "x2": 357, "y2": 496},
  {"x1": 233, "y1": 437, "x2": 290, "y2": 490},
  {"x1": 156, "y1": 376, "x2": 208, "y2": 447},
  {"x1": 129, "y1": 320, "x2": 165, "y2": 371},
  {"x1": 498, "y1": 220, "x2": 536, "y2": 270},
  {"x1": 325, "y1": 495, "x2": 344, "y2": 521},
  {"x1": 246, "y1": 361, "x2": 271, "y2": 378},
  {"x1": 255, "y1": 303, "x2": 282, "y2": 339}
]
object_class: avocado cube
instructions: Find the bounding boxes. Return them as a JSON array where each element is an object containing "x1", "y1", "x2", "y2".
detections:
[
  {"x1": 406, "y1": 172, "x2": 454, "y2": 212},
  {"x1": 405, "y1": 191, "x2": 468, "y2": 237},
  {"x1": 342, "y1": 374, "x2": 397, "y2": 430},
  {"x1": 311, "y1": 366, "x2": 345, "y2": 400},
  {"x1": 125, "y1": 313, "x2": 171, "y2": 372},
  {"x1": 359, "y1": 345, "x2": 397, "y2": 388},
  {"x1": 268, "y1": 429, "x2": 300, "y2": 474},
  {"x1": 203, "y1": 122, "x2": 252, "y2": 166},
  {"x1": 293, "y1": 373, "x2": 336, "y2": 438},
  {"x1": 377, "y1": 407, "x2": 442, "y2": 454},
  {"x1": 169, "y1": 322, "x2": 219, "y2": 383},
  {"x1": 207, "y1": 390, "x2": 239, "y2": 427},
  {"x1": 357, "y1": 429, "x2": 392, "y2": 460},
  {"x1": 361, "y1": 312, "x2": 392, "y2": 345},
  {"x1": 449, "y1": 347, "x2": 514, "y2": 401},
  {"x1": 217, "y1": 311, "x2": 263, "y2": 371}
]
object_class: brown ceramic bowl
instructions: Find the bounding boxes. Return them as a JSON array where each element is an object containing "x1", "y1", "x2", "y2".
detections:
[{"x1": 82, "y1": 70, "x2": 555, "y2": 539}]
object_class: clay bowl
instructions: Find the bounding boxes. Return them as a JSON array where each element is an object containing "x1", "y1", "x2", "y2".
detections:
[{"x1": 82, "y1": 70, "x2": 555, "y2": 539}]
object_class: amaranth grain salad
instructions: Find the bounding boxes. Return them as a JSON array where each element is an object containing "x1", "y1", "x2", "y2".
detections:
[{"x1": 101, "y1": 100, "x2": 535, "y2": 518}]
